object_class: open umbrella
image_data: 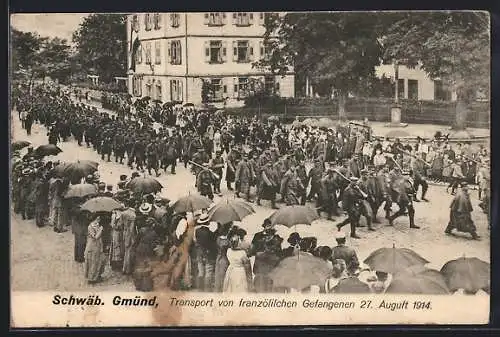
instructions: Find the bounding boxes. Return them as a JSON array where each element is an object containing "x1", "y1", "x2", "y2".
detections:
[
  {"x1": 269, "y1": 252, "x2": 332, "y2": 291},
  {"x1": 64, "y1": 183, "x2": 97, "y2": 199},
  {"x1": 386, "y1": 274, "x2": 450, "y2": 295},
  {"x1": 269, "y1": 205, "x2": 319, "y2": 228},
  {"x1": 207, "y1": 199, "x2": 255, "y2": 225},
  {"x1": 62, "y1": 160, "x2": 99, "y2": 182},
  {"x1": 440, "y1": 256, "x2": 490, "y2": 294},
  {"x1": 33, "y1": 144, "x2": 63, "y2": 158},
  {"x1": 333, "y1": 276, "x2": 372, "y2": 294},
  {"x1": 126, "y1": 176, "x2": 163, "y2": 194},
  {"x1": 80, "y1": 196, "x2": 123, "y2": 213},
  {"x1": 52, "y1": 162, "x2": 69, "y2": 178},
  {"x1": 386, "y1": 264, "x2": 450, "y2": 294},
  {"x1": 172, "y1": 194, "x2": 212, "y2": 214},
  {"x1": 291, "y1": 120, "x2": 302, "y2": 128},
  {"x1": 363, "y1": 244, "x2": 429, "y2": 275},
  {"x1": 12, "y1": 140, "x2": 31, "y2": 151},
  {"x1": 183, "y1": 102, "x2": 195, "y2": 107}
]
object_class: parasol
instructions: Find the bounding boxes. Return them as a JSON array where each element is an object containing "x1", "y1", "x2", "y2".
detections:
[
  {"x1": 33, "y1": 144, "x2": 63, "y2": 158},
  {"x1": 269, "y1": 252, "x2": 332, "y2": 291},
  {"x1": 126, "y1": 176, "x2": 163, "y2": 194},
  {"x1": 333, "y1": 276, "x2": 372, "y2": 294},
  {"x1": 363, "y1": 244, "x2": 429, "y2": 275},
  {"x1": 440, "y1": 256, "x2": 490, "y2": 294},
  {"x1": 61, "y1": 160, "x2": 99, "y2": 182},
  {"x1": 80, "y1": 196, "x2": 123, "y2": 213},
  {"x1": 171, "y1": 194, "x2": 212, "y2": 214},
  {"x1": 64, "y1": 183, "x2": 97, "y2": 199},
  {"x1": 269, "y1": 205, "x2": 319, "y2": 228},
  {"x1": 12, "y1": 140, "x2": 31, "y2": 151},
  {"x1": 207, "y1": 199, "x2": 255, "y2": 225}
]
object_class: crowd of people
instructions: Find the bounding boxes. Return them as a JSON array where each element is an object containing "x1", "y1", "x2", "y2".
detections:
[{"x1": 11, "y1": 82, "x2": 491, "y2": 293}]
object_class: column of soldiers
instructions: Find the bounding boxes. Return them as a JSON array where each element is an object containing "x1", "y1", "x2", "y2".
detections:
[{"x1": 15, "y1": 83, "x2": 491, "y2": 242}]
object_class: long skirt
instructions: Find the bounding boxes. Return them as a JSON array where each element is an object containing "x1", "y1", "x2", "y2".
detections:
[
  {"x1": 84, "y1": 250, "x2": 105, "y2": 282},
  {"x1": 214, "y1": 255, "x2": 230, "y2": 292},
  {"x1": 223, "y1": 265, "x2": 249, "y2": 293},
  {"x1": 449, "y1": 210, "x2": 476, "y2": 233},
  {"x1": 74, "y1": 234, "x2": 87, "y2": 263}
]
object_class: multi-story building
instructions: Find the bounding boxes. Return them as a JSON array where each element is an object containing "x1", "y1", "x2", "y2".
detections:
[
  {"x1": 375, "y1": 64, "x2": 457, "y2": 101},
  {"x1": 126, "y1": 12, "x2": 295, "y2": 107}
]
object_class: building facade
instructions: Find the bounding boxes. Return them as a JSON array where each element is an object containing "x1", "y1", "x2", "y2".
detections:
[
  {"x1": 127, "y1": 12, "x2": 295, "y2": 107},
  {"x1": 375, "y1": 64, "x2": 457, "y2": 101}
]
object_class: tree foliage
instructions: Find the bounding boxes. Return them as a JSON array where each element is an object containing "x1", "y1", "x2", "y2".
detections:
[{"x1": 72, "y1": 14, "x2": 127, "y2": 82}]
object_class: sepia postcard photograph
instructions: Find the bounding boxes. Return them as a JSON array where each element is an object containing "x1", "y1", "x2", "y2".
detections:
[{"x1": 9, "y1": 11, "x2": 491, "y2": 327}]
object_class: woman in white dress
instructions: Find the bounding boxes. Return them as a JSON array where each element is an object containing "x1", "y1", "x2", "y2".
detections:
[{"x1": 223, "y1": 236, "x2": 252, "y2": 293}]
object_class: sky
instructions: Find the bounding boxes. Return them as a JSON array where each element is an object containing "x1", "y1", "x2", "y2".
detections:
[{"x1": 10, "y1": 13, "x2": 89, "y2": 42}]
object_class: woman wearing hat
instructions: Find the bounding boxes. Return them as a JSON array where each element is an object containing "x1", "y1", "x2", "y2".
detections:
[
  {"x1": 193, "y1": 213, "x2": 217, "y2": 291},
  {"x1": 84, "y1": 216, "x2": 106, "y2": 284}
]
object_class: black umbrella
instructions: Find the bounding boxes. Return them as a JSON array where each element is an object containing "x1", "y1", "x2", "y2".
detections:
[
  {"x1": 183, "y1": 102, "x2": 195, "y2": 107},
  {"x1": 12, "y1": 140, "x2": 31, "y2": 151},
  {"x1": 62, "y1": 160, "x2": 99, "y2": 182},
  {"x1": 33, "y1": 144, "x2": 63, "y2": 158}
]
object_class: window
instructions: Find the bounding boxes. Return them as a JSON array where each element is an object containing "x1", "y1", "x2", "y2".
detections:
[
  {"x1": 170, "y1": 13, "x2": 180, "y2": 27},
  {"x1": 233, "y1": 12, "x2": 253, "y2": 26},
  {"x1": 170, "y1": 79, "x2": 183, "y2": 102},
  {"x1": 145, "y1": 42, "x2": 152, "y2": 64},
  {"x1": 394, "y1": 78, "x2": 405, "y2": 99},
  {"x1": 234, "y1": 77, "x2": 249, "y2": 99},
  {"x1": 153, "y1": 13, "x2": 162, "y2": 29},
  {"x1": 258, "y1": 12, "x2": 271, "y2": 25},
  {"x1": 205, "y1": 40, "x2": 227, "y2": 64},
  {"x1": 408, "y1": 79, "x2": 419, "y2": 100},
  {"x1": 156, "y1": 82, "x2": 162, "y2": 101},
  {"x1": 132, "y1": 76, "x2": 142, "y2": 97},
  {"x1": 145, "y1": 14, "x2": 152, "y2": 31},
  {"x1": 233, "y1": 40, "x2": 253, "y2": 63},
  {"x1": 208, "y1": 78, "x2": 225, "y2": 101},
  {"x1": 264, "y1": 75, "x2": 275, "y2": 94},
  {"x1": 154, "y1": 41, "x2": 161, "y2": 65},
  {"x1": 434, "y1": 80, "x2": 452, "y2": 101},
  {"x1": 135, "y1": 44, "x2": 143, "y2": 64},
  {"x1": 132, "y1": 15, "x2": 140, "y2": 32},
  {"x1": 146, "y1": 80, "x2": 152, "y2": 97},
  {"x1": 168, "y1": 40, "x2": 182, "y2": 65},
  {"x1": 259, "y1": 41, "x2": 271, "y2": 61},
  {"x1": 204, "y1": 12, "x2": 226, "y2": 26}
]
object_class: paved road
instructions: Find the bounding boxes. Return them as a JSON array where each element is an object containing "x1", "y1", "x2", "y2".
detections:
[{"x1": 10, "y1": 112, "x2": 490, "y2": 291}]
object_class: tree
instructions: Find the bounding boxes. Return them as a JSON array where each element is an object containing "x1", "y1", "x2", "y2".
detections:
[
  {"x1": 37, "y1": 37, "x2": 72, "y2": 83},
  {"x1": 72, "y1": 14, "x2": 127, "y2": 83},
  {"x1": 254, "y1": 12, "x2": 384, "y2": 119},
  {"x1": 381, "y1": 11, "x2": 490, "y2": 130},
  {"x1": 10, "y1": 28, "x2": 47, "y2": 84}
]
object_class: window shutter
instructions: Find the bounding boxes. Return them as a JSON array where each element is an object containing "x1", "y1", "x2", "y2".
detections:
[
  {"x1": 204, "y1": 41, "x2": 210, "y2": 63},
  {"x1": 232, "y1": 41, "x2": 238, "y2": 62},
  {"x1": 179, "y1": 81, "x2": 184, "y2": 102},
  {"x1": 178, "y1": 41, "x2": 182, "y2": 64},
  {"x1": 259, "y1": 12, "x2": 265, "y2": 25},
  {"x1": 259, "y1": 41, "x2": 264, "y2": 58},
  {"x1": 249, "y1": 13, "x2": 254, "y2": 25},
  {"x1": 222, "y1": 13, "x2": 227, "y2": 25},
  {"x1": 204, "y1": 13, "x2": 209, "y2": 25},
  {"x1": 249, "y1": 42, "x2": 254, "y2": 61},
  {"x1": 167, "y1": 41, "x2": 172, "y2": 64},
  {"x1": 222, "y1": 41, "x2": 227, "y2": 62},
  {"x1": 157, "y1": 13, "x2": 162, "y2": 28},
  {"x1": 169, "y1": 13, "x2": 173, "y2": 27},
  {"x1": 233, "y1": 77, "x2": 238, "y2": 97},
  {"x1": 232, "y1": 13, "x2": 237, "y2": 25}
]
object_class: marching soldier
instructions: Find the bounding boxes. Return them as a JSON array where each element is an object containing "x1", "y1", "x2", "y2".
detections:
[
  {"x1": 280, "y1": 165, "x2": 304, "y2": 206},
  {"x1": 411, "y1": 152, "x2": 429, "y2": 202},
  {"x1": 257, "y1": 162, "x2": 279, "y2": 209},
  {"x1": 225, "y1": 145, "x2": 240, "y2": 191},
  {"x1": 319, "y1": 166, "x2": 339, "y2": 220},
  {"x1": 306, "y1": 159, "x2": 324, "y2": 202},
  {"x1": 337, "y1": 177, "x2": 363, "y2": 239},
  {"x1": 235, "y1": 153, "x2": 253, "y2": 202},
  {"x1": 146, "y1": 141, "x2": 160, "y2": 177},
  {"x1": 196, "y1": 163, "x2": 215, "y2": 200},
  {"x1": 210, "y1": 150, "x2": 225, "y2": 196}
]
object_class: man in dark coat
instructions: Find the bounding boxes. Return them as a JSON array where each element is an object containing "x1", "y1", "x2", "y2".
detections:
[
  {"x1": 256, "y1": 162, "x2": 279, "y2": 209},
  {"x1": 445, "y1": 182, "x2": 480, "y2": 240},
  {"x1": 336, "y1": 177, "x2": 363, "y2": 239},
  {"x1": 330, "y1": 231, "x2": 360, "y2": 275}
]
